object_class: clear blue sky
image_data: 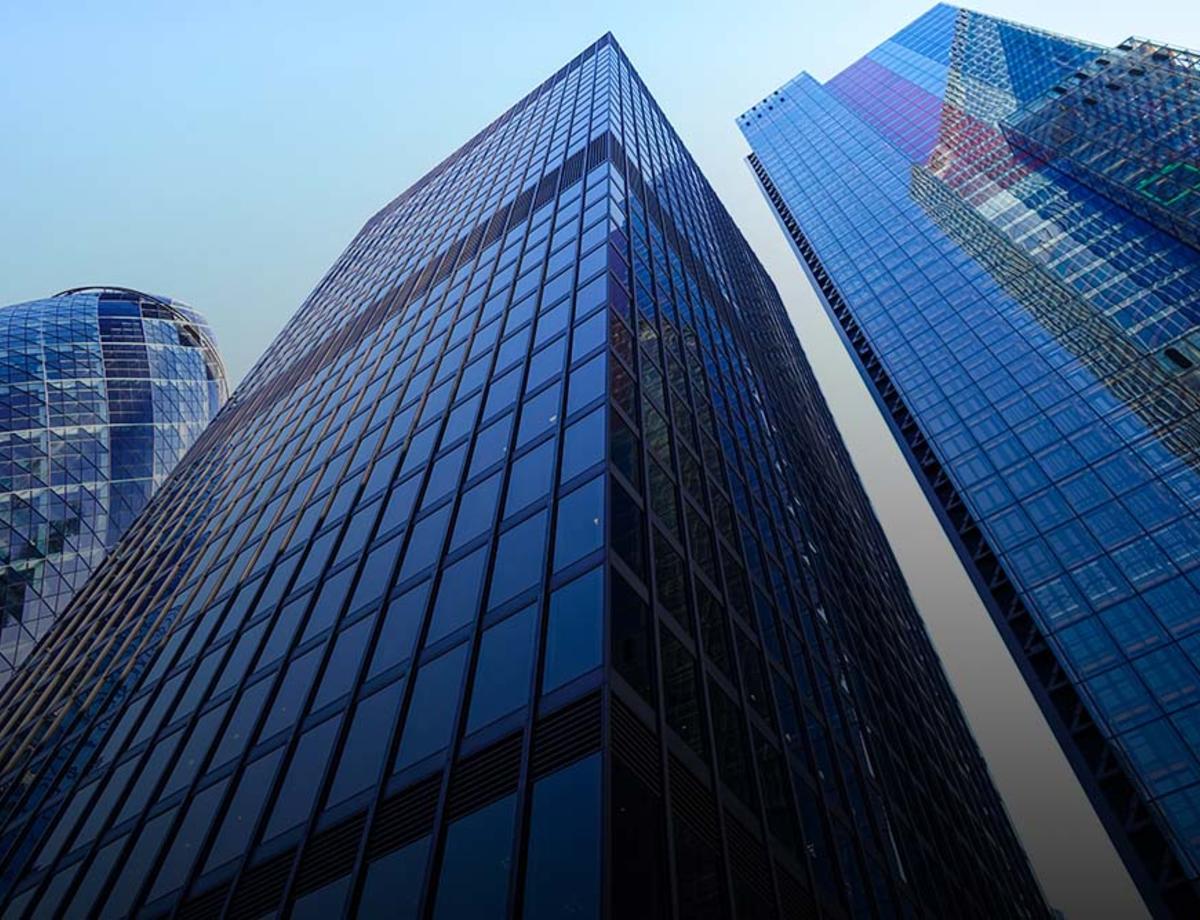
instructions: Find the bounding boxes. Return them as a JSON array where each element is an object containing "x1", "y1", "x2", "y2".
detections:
[{"x1": 2, "y1": 2, "x2": 1194, "y2": 915}]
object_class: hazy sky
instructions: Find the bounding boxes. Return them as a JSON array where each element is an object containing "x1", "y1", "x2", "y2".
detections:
[{"x1": 3, "y1": 1, "x2": 1196, "y2": 915}]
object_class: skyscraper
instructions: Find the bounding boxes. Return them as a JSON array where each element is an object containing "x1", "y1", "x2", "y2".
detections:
[
  {"x1": 0, "y1": 287, "x2": 226, "y2": 686},
  {"x1": 0, "y1": 35, "x2": 1045, "y2": 919},
  {"x1": 739, "y1": 6, "x2": 1200, "y2": 916}
]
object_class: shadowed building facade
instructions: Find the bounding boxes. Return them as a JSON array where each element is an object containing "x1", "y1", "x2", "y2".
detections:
[
  {"x1": 0, "y1": 36, "x2": 1045, "y2": 918},
  {"x1": 740, "y1": 5, "x2": 1200, "y2": 916},
  {"x1": 0, "y1": 288, "x2": 226, "y2": 687}
]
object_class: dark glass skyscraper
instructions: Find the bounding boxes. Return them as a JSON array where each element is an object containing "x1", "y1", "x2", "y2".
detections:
[
  {"x1": 0, "y1": 288, "x2": 226, "y2": 686},
  {"x1": 0, "y1": 35, "x2": 1044, "y2": 919},
  {"x1": 739, "y1": 6, "x2": 1200, "y2": 915}
]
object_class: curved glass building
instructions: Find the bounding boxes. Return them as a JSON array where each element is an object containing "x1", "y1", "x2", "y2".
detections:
[{"x1": 0, "y1": 287, "x2": 227, "y2": 685}]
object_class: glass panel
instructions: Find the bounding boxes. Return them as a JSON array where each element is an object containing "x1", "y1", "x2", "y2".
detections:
[
  {"x1": 543, "y1": 567, "x2": 603, "y2": 692},
  {"x1": 467, "y1": 605, "x2": 536, "y2": 732},
  {"x1": 427, "y1": 547, "x2": 487, "y2": 643},
  {"x1": 203, "y1": 748, "x2": 284, "y2": 872},
  {"x1": 553, "y1": 476, "x2": 604, "y2": 571},
  {"x1": 521, "y1": 754, "x2": 601, "y2": 920},
  {"x1": 394, "y1": 644, "x2": 469, "y2": 771},
  {"x1": 368, "y1": 579, "x2": 431, "y2": 679},
  {"x1": 489, "y1": 512, "x2": 547, "y2": 608},
  {"x1": 431, "y1": 794, "x2": 516, "y2": 920},
  {"x1": 263, "y1": 715, "x2": 341, "y2": 841},
  {"x1": 328, "y1": 680, "x2": 404, "y2": 807},
  {"x1": 359, "y1": 836, "x2": 430, "y2": 918}
]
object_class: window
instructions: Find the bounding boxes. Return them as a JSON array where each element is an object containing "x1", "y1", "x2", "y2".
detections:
[
  {"x1": 611, "y1": 568, "x2": 654, "y2": 703},
  {"x1": 469, "y1": 412, "x2": 514, "y2": 477},
  {"x1": 399, "y1": 505, "x2": 453, "y2": 580},
  {"x1": 346, "y1": 534, "x2": 401, "y2": 614},
  {"x1": 516, "y1": 382, "x2": 561, "y2": 448},
  {"x1": 543, "y1": 566, "x2": 603, "y2": 693},
  {"x1": 489, "y1": 512, "x2": 548, "y2": 607},
  {"x1": 505, "y1": 440, "x2": 555, "y2": 516},
  {"x1": 211, "y1": 677, "x2": 271, "y2": 768},
  {"x1": 394, "y1": 644, "x2": 469, "y2": 771},
  {"x1": 328, "y1": 680, "x2": 404, "y2": 806},
  {"x1": 359, "y1": 837, "x2": 430, "y2": 918},
  {"x1": 467, "y1": 605, "x2": 536, "y2": 731},
  {"x1": 554, "y1": 476, "x2": 604, "y2": 571},
  {"x1": 450, "y1": 473, "x2": 501, "y2": 551},
  {"x1": 427, "y1": 547, "x2": 488, "y2": 643},
  {"x1": 368, "y1": 579, "x2": 430, "y2": 679},
  {"x1": 522, "y1": 754, "x2": 601, "y2": 920},
  {"x1": 259, "y1": 650, "x2": 321, "y2": 740},
  {"x1": 661, "y1": 627, "x2": 705, "y2": 757},
  {"x1": 313, "y1": 618, "x2": 372, "y2": 708},
  {"x1": 566, "y1": 352, "x2": 605, "y2": 415},
  {"x1": 560, "y1": 407, "x2": 604, "y2": 483},
  {"x1": 263, "y1": 716, "x2": 342, "y2": 842},
  {"x1": 432, "y1": 794, "x2": 517, "y2": 919},
  {"x1": 203, "y1": 748, "x2": 285, "y2": 872},
  {"x1": 147, "y1": 778, "x2": 230, "y2": 902},
  {"x1": 292, "y1": 876, "x2": 350, "y2": 918}
]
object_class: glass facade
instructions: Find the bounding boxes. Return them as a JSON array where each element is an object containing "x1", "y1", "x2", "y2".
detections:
[
  {"x1": 739, "y1": 5, "x2": 1200, "y2": 915},
  {"x1": 0, "y1": 288, "x2": 226, "y2": 686},
  {"x1": 0, "y1": 35, "x2": 1045, "y2": 919}
]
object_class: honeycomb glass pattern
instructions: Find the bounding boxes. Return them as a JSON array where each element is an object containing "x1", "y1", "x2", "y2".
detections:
[
  {"x1": 0, "y1": 288, "x2": 227, "y2": 686},
  {"x1": 0, "y1": 36, "x2": 1045, "y2": 920},
  {"x1": 741, "y1": 5, "x2": 1200, "y2": 915}
]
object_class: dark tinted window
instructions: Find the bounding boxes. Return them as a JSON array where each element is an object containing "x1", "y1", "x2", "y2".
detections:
[
  {"x1": 432, "y1": 794, "x2": 516, "y2": 919},
  {"x1": 522, "y1": 754, "x2": 601, "y2": 920},
  {"x1": 394, "y1": 644, "x2": 469, "y2": 770},
  {"x1": 467, "y1": 605, "x2": 536, "y2": 731}
]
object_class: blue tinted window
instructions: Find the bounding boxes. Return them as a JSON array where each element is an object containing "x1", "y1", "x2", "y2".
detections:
[
  {"x1": 369, "y1": 580, "x2": 431, "y2": 679},
  {"x1": 566, "y1": 353, "x2": 605, "y2": 415},
  {"x1": 506, "y1": 440, "x2": 556, "y2": 516},
  {"x1": 527, "y1": 338, "x2": 567, "y2": 391},
  {"x1": 517, "y1": 383, "x2": 561, "y2": 448},
  {"x1": 467, "y1": 604, "x2": 536, "y2": 732},
  {"x1": 432, "y1": 794, "x2": 516, "y2": 919},
  {"x1": 211, "y1": 677, "x2": 271, "y2": 767},
  {"x1": 259, "y1": 649, "x2": 321, "y2": 739},
  {"x1": 347, "y1": 534, "x2": 400, "y2": 613},
  {"x1": 263, "y1": 715, "x2": 341, "y2": 841},
  {"x1": 203, "y1": 747, "x2": 284, "y2": 872},
  {"x1": 450, "y1": 473, "x2": 501, "y2": 551},
  {"x1": 522, "y1": 753, "x2": 601, "y2": 920},
  {"x1": 313, "y1": 617, "x2": 372, "y2": 708},
  {"x1": 543, "y1": 566, "x2": 603, "y2": 692},
  {"x1": 422, "y1": 444, "x2": 468, "y2": 508},
  {"x1": 399, "y1": 505, "x2": 453, "y2": 580},
  {"x1": 469, "y1": 412, "x2": 514, "y2": 477},
  {"x1": 147, "y1": 778, "x2": 230, "y2": 902},
  {"x1": 360, "y1": 835, "x2": 429, "y2": 916},
  {"x1": 560, "y1": 407, "x2": 604, "y2": 482},
  {"x1": 328, "y1": 680, "x2": 404, "y2": 807},
  {"x1": 427, "y1": 547, "x2": 487, "y2": 643},
  {"x1": 394, "y1": 644, "x2": 469, "y2": 770},
  {"x1": 489, "y1": 512, "x2": 548, "y2": 607},
  {"x1": 161, "y1": 702, "x2": 229, "y2": 799},
  {"x1": 292, "y1": 876, "x2": 350, "y2": 918},
  {"x1": 554, "y1": 476, "x2": 604, "y2": 571}
]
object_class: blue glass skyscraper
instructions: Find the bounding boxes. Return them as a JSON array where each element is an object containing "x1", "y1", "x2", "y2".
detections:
[
  {"x1": 0, "y1": 288, "x2": 226, "y2": 686},
  {"x1": 0, "y1": 36, "x2": 1044, "y2": 918},
  {"x1": 740, "y1": 6, "x2": 1200, "y2": 916}
]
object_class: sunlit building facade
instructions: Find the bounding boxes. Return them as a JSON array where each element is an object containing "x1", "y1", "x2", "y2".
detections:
[
  {"x1": 740, "y1": 5, "x2": 1200, "y2": 915},
  {"x1": 0, "y1": 288, "x2": 226, "y2": 686},
  {"x1": 0, "y1": 36, "x2": 1046, "y2": 918}
]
